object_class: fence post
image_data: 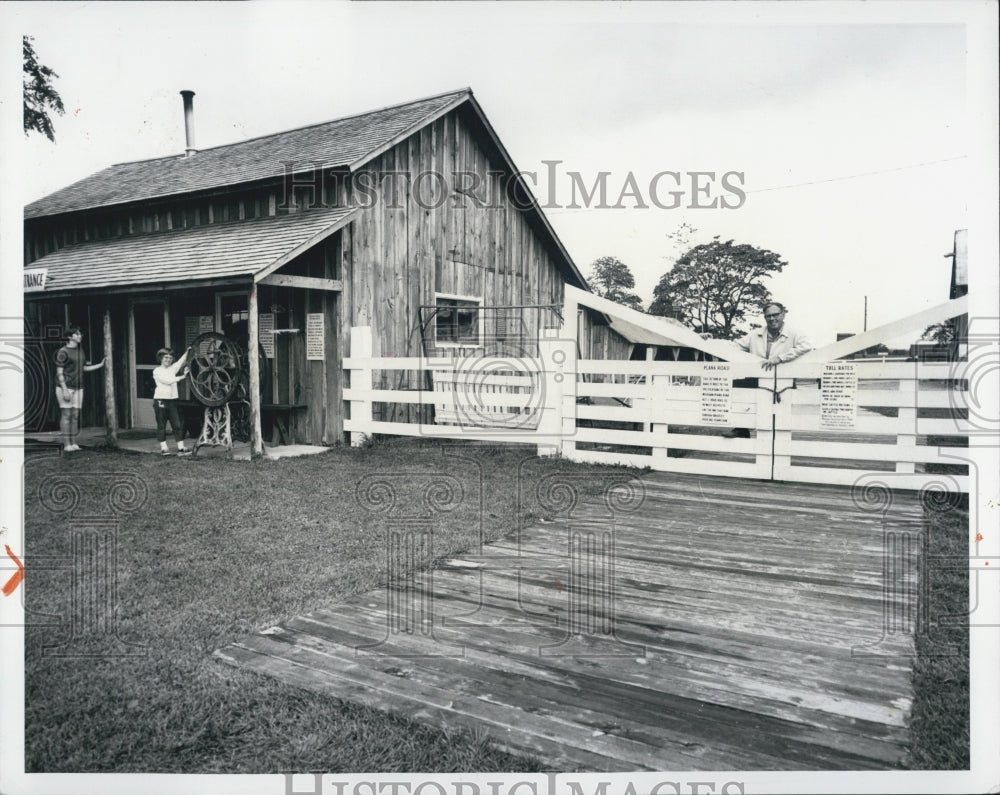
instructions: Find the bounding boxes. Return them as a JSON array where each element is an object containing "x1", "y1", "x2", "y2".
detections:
[
  {"x1": 349, "y1": 326, "x2": 373, "y2": 447},
  {"x1": 896, "y1": 374, "x2": 918, "y2": 473},
  {"x1": 537, "y1": 331, "x2": 575, "y2": 458},
  {"x1": 649, "y1": 359, "x2": 668, "y2": 464}
]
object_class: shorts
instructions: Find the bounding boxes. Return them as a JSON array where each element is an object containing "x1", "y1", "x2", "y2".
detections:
[{"x1": 56, "y1": 387, "x2": 84, "y2": 409}]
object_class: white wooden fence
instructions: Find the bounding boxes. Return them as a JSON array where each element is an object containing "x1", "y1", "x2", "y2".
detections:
[{"x1": 344, "y1": 327, "x2": 970, "y2": 492}]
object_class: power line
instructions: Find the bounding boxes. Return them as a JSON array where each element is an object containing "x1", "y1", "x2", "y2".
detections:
[
  {"x1": 746, "y1": 155, "x2": 967, "y2": 194},
  {"x1": 541, "y1": 155, "x2": 967, "y2": 213}
]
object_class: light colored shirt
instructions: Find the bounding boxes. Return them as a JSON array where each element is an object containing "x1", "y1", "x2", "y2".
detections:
[
  {"x1": 153, "y1": 359, "x2": 187, "y2": 400},
  {"x1": 735, "y1": 325, "x2": 812, "y2": 364}
]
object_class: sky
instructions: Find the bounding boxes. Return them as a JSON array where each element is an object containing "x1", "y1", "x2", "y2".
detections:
[{"x1": 4, "y1": 3, "x2": 997, "y2": 351}]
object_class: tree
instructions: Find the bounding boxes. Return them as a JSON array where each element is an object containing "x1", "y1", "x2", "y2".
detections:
[
  {"x1": 23, "y1": 35, "x2": 65, "y2": 142},
  {"x1": 587, "y1": 256, "x2": 643, "y2": 311},
  {"x1": 921, "y1": 321, "x2": 956, "y2": 346},
  {"x1": 648, "y1": 237, "x2": 787, "y2": 339}
]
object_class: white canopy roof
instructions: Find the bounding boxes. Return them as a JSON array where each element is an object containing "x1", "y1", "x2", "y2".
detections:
[{"x1": 566, "y1": 285, "x2": 758, "y2": 362}]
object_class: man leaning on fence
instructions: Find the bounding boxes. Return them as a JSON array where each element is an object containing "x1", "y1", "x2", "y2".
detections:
[{"x1": 702, "y1": 302, "x2": 813, "y2": 438}]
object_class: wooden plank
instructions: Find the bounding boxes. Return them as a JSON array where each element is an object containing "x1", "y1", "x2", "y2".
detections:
[
  {"x1": 102, "y1": 303, "x2": 118, "y2": 447},
  {"x1": 787, "y1": 388, "x2": 968, "y2": 409},
  {"x1": 215, "y1": 643, "x2": 643, "y2": 772},
  {"x1": 577, "y1": 359, "x2": 768, "y2": 377},
  {"x1": 773, "y1": 465, "x2": 969, "y2": 491},
  {"x1": 270, "y1": 616, "x2": 890, "y2": 769},
  {"x1": 248, "y1": 283, "x2": 264, "y2": 458},
  {"x1": 217, "y1": 470, "x2": 917, "y2": 770},
  {"x1": 258, "y1": 273, "x2": 343, "y2": 292},
  {"x1": 783, "y1": 438, "x2": 970, "y2": 464}
]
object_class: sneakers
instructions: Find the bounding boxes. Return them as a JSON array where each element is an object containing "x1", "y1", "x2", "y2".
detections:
[
  {"x1": 177, "y1": 449, "x2": 193, "y2": 457},
  {"x1": 63, "y1": 444, "x2": 81, "y2": 452}
]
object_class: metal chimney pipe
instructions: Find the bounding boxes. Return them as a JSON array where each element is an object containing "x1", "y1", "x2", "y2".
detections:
[{"x1": 180, "y1": 90, "x2": 196, "y2": 157}]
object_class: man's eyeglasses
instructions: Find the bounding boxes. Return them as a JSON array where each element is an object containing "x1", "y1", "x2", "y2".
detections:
[{"x1": 764, "y1": 313, "x2": 782, "y2": 319}]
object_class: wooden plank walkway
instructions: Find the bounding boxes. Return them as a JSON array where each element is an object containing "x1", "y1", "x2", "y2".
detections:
[{"x1": 215, "y1": 472, "x2": 924, "y2": 771}]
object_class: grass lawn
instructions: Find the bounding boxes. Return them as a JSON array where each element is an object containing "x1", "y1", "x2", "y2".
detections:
[
  {"x1": 905, "y1": 491, "x2": 971, "y2": 769},
  {"x1": 24, "y1": 439, "x2": 611, "y2": 773}
]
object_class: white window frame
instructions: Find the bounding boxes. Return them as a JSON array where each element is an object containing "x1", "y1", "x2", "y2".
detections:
[{"x1": 433, "y1": 292, "x2": 483, "y2": 348}]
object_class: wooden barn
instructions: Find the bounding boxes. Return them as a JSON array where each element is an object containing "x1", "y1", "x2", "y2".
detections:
[{"x1": 22, "y1": 88, "x2": 632, "y2": 453}]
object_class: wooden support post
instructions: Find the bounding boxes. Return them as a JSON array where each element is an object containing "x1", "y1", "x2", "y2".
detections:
[
  {"x1": 248, "y1": 284, "x2": 265, "y2": 459},
  {"x1": 896, "y1": 374, "x2": 918, "y2": 474},
  {"x1": 102, "y1": 304, "x2": 118, "y2": 448},
  {"x1": 650, "y1": 365, "x2": 668, "y2": 464},
  {"x1": 349, "y1": 326, "x2": 373, "y2": 447},
  {"x1": 644, "y1": 347, "x2": 655, "y2": 434}
]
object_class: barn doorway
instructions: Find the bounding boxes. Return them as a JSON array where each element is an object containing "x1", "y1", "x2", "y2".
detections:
[{"x1": 129, "y1": 298, "x2": 170, "y2": 428}]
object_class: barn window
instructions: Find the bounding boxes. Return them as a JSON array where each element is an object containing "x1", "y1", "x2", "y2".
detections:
[{"x1": 434, "y1": 294, "x2": 482, "y2": 346}]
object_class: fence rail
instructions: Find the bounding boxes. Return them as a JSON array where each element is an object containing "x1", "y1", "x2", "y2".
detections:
[{"x1": 345, "y1": 326, "x2": 971, "y2": 491}]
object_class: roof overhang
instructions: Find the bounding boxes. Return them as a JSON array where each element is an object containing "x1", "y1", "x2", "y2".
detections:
[
  {"x1": 567, "y1": 285, "x2": 758, "y2": 361},
  {"x1": 24, "y1": 207, "x2": 358, "y2": 301}
]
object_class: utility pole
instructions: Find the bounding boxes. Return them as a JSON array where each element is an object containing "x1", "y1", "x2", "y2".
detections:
[{"x1": 863, "y1": 295, "x2": 868, "y2": 332}]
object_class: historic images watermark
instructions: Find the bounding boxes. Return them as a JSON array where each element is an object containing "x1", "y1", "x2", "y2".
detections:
[
  {"x1": 282, "y1": 774, "x2": 746, "y2": 795},
  {"x1": 0, "y1": 320, "x2": 65, "y2": 445},
  {"x1": 278, "y1": 160, "x2": 747, "y2": 213},
  {"x1": 416, "y1": 336, "x2": 576, "y2": 441},
  {"x1": 11, "y1": 470, "x2": 149, "y2": 658},
  {"x1": 351, "y1": 451, "x2": 647, "y2": 658}
]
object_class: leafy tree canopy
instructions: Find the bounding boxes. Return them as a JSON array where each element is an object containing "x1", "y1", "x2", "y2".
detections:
[
  {"x1": 24, "y1": 35, "x2": 65, "y2": 142},
  {"x1": 587, "y1": 256, "x2": 643, "y2": 311},
  {"x1": 648, "y1": 237, "x2": 787, "y2": 339},
  {"x1": 920, "y1": 321, "x2": 956, "y2": 345}
]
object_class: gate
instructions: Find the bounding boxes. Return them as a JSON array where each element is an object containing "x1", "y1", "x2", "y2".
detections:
[{"x1": 344, "y1": 296, "x2": 971, "y2": 492}]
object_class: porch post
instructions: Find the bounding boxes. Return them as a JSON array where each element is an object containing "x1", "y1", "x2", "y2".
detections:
[
  {"x1": 248, "y1": 284, "x2": 265, "y2": 459},
  {"x1": 102, "y1": 304, "x2": 118, "y2": 448}
]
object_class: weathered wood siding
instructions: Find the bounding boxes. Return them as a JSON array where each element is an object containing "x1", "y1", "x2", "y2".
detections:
[
  {"x1": 578, "y1": 308, "x2": 632, "y2": 361},
  {"x1": 339, "y1": 107, "x2": 576, "y2": 429},
  {"x1": 25, "y1": 107, "x2": 591, "y2": 445}
]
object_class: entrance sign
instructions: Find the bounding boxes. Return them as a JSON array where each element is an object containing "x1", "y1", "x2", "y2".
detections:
[
  {"x1": 259, "y1": 313, "x2": 275, "y2": 358},
  {"x1": 820, "y1": 362, "x2": 858, "y2": 429},
  {"x1": 700, "y1": 363, "x2": 732, "y2": 425},
  {"x1": 306, "y1": 313, "x2": 325, "y2": 360},
  {"x1": 24, "y1": 268, "x2": 48, "y2": 292}
]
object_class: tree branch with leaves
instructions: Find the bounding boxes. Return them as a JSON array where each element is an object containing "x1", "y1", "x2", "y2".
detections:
[
  {"x1": 587, "y1": 256, "x2": 643, "y2": 311},
  {"x1": 24, "y1": 35, "x2": 65, "y2": 142},
  {"x1": 648, "y1": 237, "x2": 787, "y2": 339}
]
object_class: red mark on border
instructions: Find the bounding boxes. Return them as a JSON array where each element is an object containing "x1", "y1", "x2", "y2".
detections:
[
  {"x1": 2, "y1": 545, "x2": 24, "y2": 596},
  {"x1": 976, "y1": 533, "x2": 984, "y2": 542}
]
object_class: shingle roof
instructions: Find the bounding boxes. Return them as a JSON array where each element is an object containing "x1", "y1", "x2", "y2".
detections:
[
  {"x1": 25, "y1": 88, "x2": 471, "y2": 219},
  {"x1": 24, "y1": 206, "x2": 357, "y2": 295}
]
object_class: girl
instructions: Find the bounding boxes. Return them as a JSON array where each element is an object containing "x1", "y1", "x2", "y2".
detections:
[{"x1": 152, "y1": 346, "x2": 193, "y2": 456}]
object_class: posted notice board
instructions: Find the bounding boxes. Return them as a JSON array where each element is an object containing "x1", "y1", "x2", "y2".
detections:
[
  {"x1": 820, "y1": 362, "x2": 858, "y2": 429},
  {"x1": 700, "y1": 363, "x2": 732, "y2": 425},
  {"x1": 259, "y1": 313, "x2": 275, "y2": 358},
  {"x1": 306, "y1": 313, "x2": 325, "y2": 361}
]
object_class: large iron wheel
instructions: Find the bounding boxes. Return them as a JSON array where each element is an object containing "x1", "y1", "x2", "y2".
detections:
[{"x1": 187, "y1": 332, "x2": 243, "y2": 407}]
